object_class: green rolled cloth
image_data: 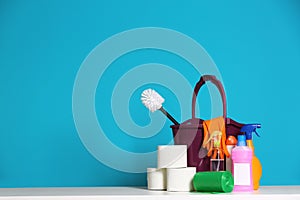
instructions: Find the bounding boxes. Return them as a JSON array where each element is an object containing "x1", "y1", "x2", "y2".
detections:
[{"x1": 193, "y1": 171, "x2": 234, "y2": 193}]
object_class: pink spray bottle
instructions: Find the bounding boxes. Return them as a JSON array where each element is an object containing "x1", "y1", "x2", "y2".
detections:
[{"x1": 231, "y1": 135, "x2": 253, "y2": 192}]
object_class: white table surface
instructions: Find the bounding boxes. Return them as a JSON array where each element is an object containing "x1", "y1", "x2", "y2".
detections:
[{"x1": 0, "y1": 186, "x2": 299, "y2": 200}]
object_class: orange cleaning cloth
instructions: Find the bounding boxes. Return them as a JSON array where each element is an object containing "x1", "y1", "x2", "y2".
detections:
[{"x1": 202, "y1": 116, "x2": 230, "y2": 158}]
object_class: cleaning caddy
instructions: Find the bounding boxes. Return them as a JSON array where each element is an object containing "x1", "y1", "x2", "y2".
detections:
[
  {"x1": 170, "y1": 75, "x2": 245, "y2": 172},
  {"x1": 141, "y1": 75, "x2": 262, "y2": 192}
]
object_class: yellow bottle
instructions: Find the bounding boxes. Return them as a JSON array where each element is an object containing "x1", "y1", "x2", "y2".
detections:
[
  {"x1": 246, "y1": 139, "x2": 262, "y2": 190},
  {"x1": 241, "y1": 124, "x2": 262, "y2": 190}
]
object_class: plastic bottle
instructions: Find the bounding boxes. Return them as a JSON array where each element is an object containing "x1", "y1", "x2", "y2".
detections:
[
  {"x1": 225, "y1": 136, "x2": 237, "y2": 173},
  {"x1": 241, "y1": 124, "x2": 262, "y2": 190},
  {"x1": 210, "y1": 131, "x2": 224, "y2": 171},
  {"x1": 210, "y1": 148, "x2": 224, "y2": 171},
  {"x1": 231, "y1": 135, "x2": 253, "y2": 192}
]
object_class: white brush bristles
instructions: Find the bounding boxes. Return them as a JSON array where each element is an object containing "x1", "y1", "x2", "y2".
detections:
[{"x1": 141, "y1": 89, "x2": 165, "y2": 112}]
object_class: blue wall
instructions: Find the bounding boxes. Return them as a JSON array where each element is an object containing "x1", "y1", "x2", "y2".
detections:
[{"x1": 0, "y1": 0, "x2": 300, "y2": 187}]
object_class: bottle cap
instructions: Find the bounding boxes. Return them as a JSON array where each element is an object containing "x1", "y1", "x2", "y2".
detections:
[
  {"x1": 237, "y1": 135, "x2": 246, "y2": 146},
  {"x1": 226, "y1": 136, "x2": 237, "y2": 145}
]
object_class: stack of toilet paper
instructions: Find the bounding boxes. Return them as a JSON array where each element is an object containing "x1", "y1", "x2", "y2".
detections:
[{"x1": 147, "y1": 145, "x2": 196, "y2": 192}]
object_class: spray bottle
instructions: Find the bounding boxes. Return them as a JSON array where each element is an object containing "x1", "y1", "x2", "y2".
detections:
[
  {"x1": 240, "y1": 124, "x2": 262, "y2": 190},
  {"x1": 231, "y1": 135, "x2": 253, "y2": 192},
  {"x1": 209, "y1": 131, "x2": 225, "y2": 171}
]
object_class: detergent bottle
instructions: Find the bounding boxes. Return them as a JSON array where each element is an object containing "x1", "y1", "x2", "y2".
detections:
[
  {"x1": 232, "y1": 135, "x2": 253, "y2": 192},
  {"x1": 241, "y1": 124, "x2": 262, "y2": 190}
]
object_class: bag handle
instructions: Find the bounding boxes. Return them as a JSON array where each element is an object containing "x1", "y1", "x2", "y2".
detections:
[{"x1": 192, "y1": 75, "x2": 227, "y2": 119}]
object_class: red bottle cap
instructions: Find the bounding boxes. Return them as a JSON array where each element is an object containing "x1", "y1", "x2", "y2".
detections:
[{"x1": 226, "y1": 136, "x2": 237, "y2": 145}]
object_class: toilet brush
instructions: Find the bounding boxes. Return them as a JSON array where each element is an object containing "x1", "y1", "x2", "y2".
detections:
[{"x1": 141, "y1": 89, "x2": 179, "y2": 125}]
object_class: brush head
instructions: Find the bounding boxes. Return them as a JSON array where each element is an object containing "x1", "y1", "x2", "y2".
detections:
[{"x1": 141, "y1": 89, "x2": 165, "y2": 112}]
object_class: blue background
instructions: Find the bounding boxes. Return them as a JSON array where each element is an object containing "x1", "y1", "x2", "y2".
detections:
[{"x1": 1, "y1": 0, "x2": 300, "y2": 187}]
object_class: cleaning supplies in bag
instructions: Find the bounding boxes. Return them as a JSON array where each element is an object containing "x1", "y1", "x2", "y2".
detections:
[
  {"x1": 202, "y1": 117, "x2": 229, "y2": 171},
  {"x1": 241, "y1": 124, "x2": 262, "y2": 190},
  {"x1": 170, "y1": 75, "x2": 245, "y2": 172},
  {"x1": 232, "y1": 135, "x2": 253, "y2": 192}
]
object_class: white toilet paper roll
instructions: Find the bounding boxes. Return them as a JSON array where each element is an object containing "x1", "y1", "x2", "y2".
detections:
[
  {"x1": 157, "y1": 145, "x2": 187, "y2": 169},
  {"x1": 167, "y1": 167, "x2": 196, "y2": 192},
  {"x1": 147, "y1": 168, "x2": 166, "y2": 190}
]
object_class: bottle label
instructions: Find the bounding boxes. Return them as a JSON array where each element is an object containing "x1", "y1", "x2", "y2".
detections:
[{"x1": 234, "y1": 163, "x2": 251, "y2": 185}]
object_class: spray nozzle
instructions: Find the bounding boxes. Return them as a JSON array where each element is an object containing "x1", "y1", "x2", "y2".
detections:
[{"x1": 240, "y1": 124, "x2": 261, "y2": 140}]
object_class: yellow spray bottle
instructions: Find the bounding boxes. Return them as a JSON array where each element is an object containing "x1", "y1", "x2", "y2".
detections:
[{"x1": 241, "y1": 124, "x2": 262, "y2": 190}]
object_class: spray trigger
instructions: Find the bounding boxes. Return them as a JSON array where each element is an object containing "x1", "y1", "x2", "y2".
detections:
[
  {"x1": 254, "y1": 130, "x2": 260, "y2": 137},
  {"x1": 241, "y1": 123, "x2": 261, "y2": 140}
]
